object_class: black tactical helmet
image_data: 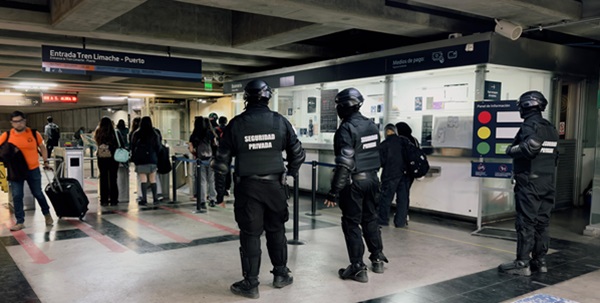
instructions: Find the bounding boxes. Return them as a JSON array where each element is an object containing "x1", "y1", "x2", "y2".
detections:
[
  {"x1": 335, "y1": 88, "x2": 364, "y2": 108},
  {"x1": 243, "y1": 80, "x2": 272, "y2": 103},
  {"x1": 517, "y1": 91, "x2": 548, "y2": 112}
]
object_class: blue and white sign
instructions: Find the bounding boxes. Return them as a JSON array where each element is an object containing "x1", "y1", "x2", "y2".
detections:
[{"x1": 42, "y1": 45, "x2": 202, "y2": 81}]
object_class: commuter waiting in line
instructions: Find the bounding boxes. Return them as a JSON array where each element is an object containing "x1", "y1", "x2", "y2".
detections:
[
  {"x1": 116, "y1": 119, "x2": 129, "y2": 149},
  {"x1": 44, "y1": 115, "x2": 60, "y2": 157},
  {"x1": 395, "y1": 121, "x2": 419, "y2": 223},
  {"x1": 94, "y1": 117, "x2": 120, "y2": 206},
  {"x1": 324, "y1": 88, "x2": 388, "y2": 282},
  {"x1": 211, "y1": 80, "x2": 305, "y2": 299},
  {"x1": 216, "y1": 115, "x2": 232, "y2": 198},
  {"x1": 0, "y1": 111, "x2": 54, "y2": 231},
  {"x1": 189, "y1": 116, "x2": 217, "y2": 211},
  {"x1": 74, "y1": 126, "x2": 85, "y2": 147},
  {"x1": 129, "y1": 117, "x2": 141, "y2": 145},
  {"x1": 129, "y1": 116, "x2": 160, "y2": 203},
  {"x1": 130, "y1": 116, "x2": 162, "y2": 206},
  {"x1": 378, "y1": 124, "x2": 411, "y2": 228},
  {"x1": 498, "y1": 91, "x2": 559, "y2": 276}
]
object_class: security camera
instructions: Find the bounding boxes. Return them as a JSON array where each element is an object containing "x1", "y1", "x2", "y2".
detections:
[{"x1": 212, "y1": 72, "x2": 226, "y2": 83}]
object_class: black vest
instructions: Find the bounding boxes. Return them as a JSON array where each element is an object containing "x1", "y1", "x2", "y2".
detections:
[
  {"x1": 232, "y1": 110, "x2": 285, "y2": 176},
  {"x1": 513, "y1": 116, "x2": 559, "y2": 175},
  {"x1": 346, "y1": 116, "x2": 380, "y2": 172}
]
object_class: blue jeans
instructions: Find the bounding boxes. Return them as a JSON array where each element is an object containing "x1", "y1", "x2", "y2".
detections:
[{"x1": 9, "y1": 168, "x2": 51, "y2": 224}]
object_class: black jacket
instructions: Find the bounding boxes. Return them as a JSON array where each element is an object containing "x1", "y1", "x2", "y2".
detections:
[
  {"x1": 379, "y1": 135, "x2": 409, "y2": 182},
  {"x1": 212, "y1": 103, "x2": 305, "y2": 177}
]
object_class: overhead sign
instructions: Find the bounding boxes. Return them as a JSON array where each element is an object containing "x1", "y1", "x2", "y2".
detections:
[
  {"x1": 472, "y1": 100, "x2": 521, "y2": 158},
  {"x1": 224, "y1": 41, "x2": 490, "y2": 93},
  {"x1": 386, "y1": 42, "x2": 489, "y2": 73},
  {"x1": 41, "y1": 45, "x2": 202, "y2": 81},
  {"x1": 41, "y1": 93, "x2": 78, "y2": 103}
]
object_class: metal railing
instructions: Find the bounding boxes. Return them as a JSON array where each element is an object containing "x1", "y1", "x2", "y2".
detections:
[{"x1": 166, "y1": 157, "x2": 338, "y2": 244}]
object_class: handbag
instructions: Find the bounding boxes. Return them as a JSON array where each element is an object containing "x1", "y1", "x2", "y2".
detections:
[
  {"x1": 157, "y1": 144, "x2": 172, "y2": 174},
  {"x1": 113, "y1": 130, "x2": 129, "y2": 163}
]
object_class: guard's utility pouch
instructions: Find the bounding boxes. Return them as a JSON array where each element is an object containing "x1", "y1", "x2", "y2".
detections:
[{"x1": 281, "y1": 172, "x2": 290, "y2": 199}]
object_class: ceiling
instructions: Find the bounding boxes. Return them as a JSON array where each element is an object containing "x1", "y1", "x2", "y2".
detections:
[{"x1": 0, "y1": 0, "x2": 599, "y2": 113}]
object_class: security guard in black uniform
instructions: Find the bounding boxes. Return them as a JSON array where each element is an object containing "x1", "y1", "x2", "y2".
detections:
[
  {"x1": 499, "y1": 91, "x2": 559, "y2": 276},
  {"x1": 324, "y1": 88, "x2": 388, "y2": 283},
  {"x1": 211, "y1": 79, "x2": 305, "y2": 299}
]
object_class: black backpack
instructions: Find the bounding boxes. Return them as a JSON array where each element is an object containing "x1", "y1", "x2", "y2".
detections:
[
  {"x1": 48, "y1": 123, "x2": 60, "y2": 145},
  {"x1": 403, "y1": 138, "x2": 430, "y2": 178}
]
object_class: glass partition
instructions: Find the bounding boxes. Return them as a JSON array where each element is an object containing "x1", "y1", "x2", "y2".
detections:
[
  {"x1": 391, "y1": 66, "x2": 478, "y2": 156},
  {"x1": 276, "y1": 76, "x2": 386, "y2": 144},
  {"x1": 485, "y1": 64, "x2": 553, "y2": 119}
]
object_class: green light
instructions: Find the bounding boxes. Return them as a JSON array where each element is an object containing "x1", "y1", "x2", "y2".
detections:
[{"x1": 205, "y1": 82, "x2": 213, "y2": 91}]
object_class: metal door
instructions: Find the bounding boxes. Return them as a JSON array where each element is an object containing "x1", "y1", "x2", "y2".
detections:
[{"x1": 553, "y1": 80, "x2": 585, "y2": 209}]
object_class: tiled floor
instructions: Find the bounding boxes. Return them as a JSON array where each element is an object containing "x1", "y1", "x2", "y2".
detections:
[{"x1": 1, "y1": 176, "x2": 599, "y2": 303}]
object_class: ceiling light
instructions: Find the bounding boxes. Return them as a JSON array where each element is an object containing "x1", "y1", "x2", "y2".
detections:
[
  {"x1": 0, "y1": 95, "x2": 30, "y2": 106},
  {"x1": 0, "y1": 91, "x2": 22, "y2": 96},
  {"x1": 171, "y1": 90, "x2": 225, "y2": 97},
  {"x1": 495, "y1": 19, "x2": 522, "y2": 41},
  {"x1": 13, "y1": 82, "x2": 57, "y2": 90},
  {"x1": 129, "y1": 93, "x2": 155, "y2": 97},
  {"x1": 100, "y1": 96, "x2": 127, "y2": 101}
]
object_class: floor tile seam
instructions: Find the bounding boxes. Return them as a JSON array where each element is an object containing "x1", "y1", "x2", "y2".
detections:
[
  {"x1": 394, "y1": 226, "x2": 516, "y2": 255},
  {"x1": 404, "y1": 265, "x2": 598, "y2": 303},
  {"x1": 0, "y1": 237, "x2": 40, "y2": 302}
]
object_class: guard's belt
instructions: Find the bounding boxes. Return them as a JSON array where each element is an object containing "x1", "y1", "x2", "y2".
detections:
[
  {"x1": 351, "y1": 170, "x2": 377, "y2": 181},
  {"x1": 238, "y1": 173, "x2": 281, "y2": 182}
]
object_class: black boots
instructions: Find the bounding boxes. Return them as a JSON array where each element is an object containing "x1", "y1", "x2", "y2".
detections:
[
  {"x1": 498, "y1": 260, "x2": 531, "y2": 276},
  {"x1": 338, "y1": 263, "x2": 368, "y2": 283},
  {"x1": 140, "y1": 182, "x2": 148, "y2": 206},
  {"x1": 271, "y1": 266, "x2": 293, "y2": 288},
  {"x1": 530, "y1": 258, "x2": 548, "y2": 273},
  {"x1": 370, "y1": 252, "x2": 389, "y2": 274},
  {"x1": 150, "y1": 183, "x2": 158, "y2": 205},
  {"x1": 230, "y1": 278, "x2": 259, "y2": 299}
]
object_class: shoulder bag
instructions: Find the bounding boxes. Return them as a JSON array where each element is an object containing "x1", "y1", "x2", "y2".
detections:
[{"x1": 113, "y1": 130, "x2": 130, "y2": 163}]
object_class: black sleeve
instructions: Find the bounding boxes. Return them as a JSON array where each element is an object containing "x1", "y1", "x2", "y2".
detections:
[{"x1": 379, "y1": 140, "x2": 387, "y2": 168}]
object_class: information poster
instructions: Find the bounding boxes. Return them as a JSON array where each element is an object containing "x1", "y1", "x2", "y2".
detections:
[
  {"x1": 472, "y1": 100, "x2": 521, "y2": 158},
  {"x1": 431, "y1": 116, "x2": 472, "y2": 148},
  {"x1": 320, "y1": 89, "x2": 339, "y2": 133}
]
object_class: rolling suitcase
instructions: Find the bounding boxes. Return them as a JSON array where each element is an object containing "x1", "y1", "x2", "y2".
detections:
[{"x1": 44, "y1": 163, "x2": 89, "y2": 220}]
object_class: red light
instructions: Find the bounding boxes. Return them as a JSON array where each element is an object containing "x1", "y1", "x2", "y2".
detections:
[{"x1": 41, "y1": 93, "x2": 78, "y2": 103}]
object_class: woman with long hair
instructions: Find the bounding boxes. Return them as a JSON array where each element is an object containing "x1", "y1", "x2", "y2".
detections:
[
  {"x1": 130, "y1": 116, "x2": 161, "y2": 205},
  {"x1": 188, "y1": 116, "x2": 217, "y2": 211},
  {"x1": 129, "y1": 117, "x2": 141, "y2": 144},
  {"x1": 94, "y1": 116, "x2": 119, "y2": 206},
  {"x1": 116, "y1": 119, "x2": 129, "y2": 149}
]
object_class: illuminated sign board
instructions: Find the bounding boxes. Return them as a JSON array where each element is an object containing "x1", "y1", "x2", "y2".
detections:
[
  {"x1": 41, "y1": 93, "x2": 78, "y2": 103},
  {"x1": 42, "y1": 45, "x2": 202, "y2": 81}
]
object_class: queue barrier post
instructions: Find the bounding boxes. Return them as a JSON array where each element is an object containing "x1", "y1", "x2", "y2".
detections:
[
  {"x1": 193, "y1": 158, "x2": 203, "y2": 213},
  {"x1": 171, "y1": 156, "x2": 178, "y2": 203},
  {"x1": 305, "y1": 160, "x2": 321, "y2": 216},
  {"x1": 287, "y1": 172, "x2": 305, "y2": 245}
]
